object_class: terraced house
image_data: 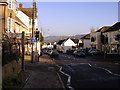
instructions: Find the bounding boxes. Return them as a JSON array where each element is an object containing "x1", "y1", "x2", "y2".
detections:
[{"x1": 0, "y1": 0, "x2": 16, "y2": 38}]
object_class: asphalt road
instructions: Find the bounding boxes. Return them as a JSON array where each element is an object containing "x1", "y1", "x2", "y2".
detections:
[{"x1": 51, "y1": 53, "x2": 120, "y2": 89}]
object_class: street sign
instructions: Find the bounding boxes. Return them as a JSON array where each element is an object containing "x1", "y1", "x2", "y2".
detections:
[
  {"x1": 31, "y1": 38, "x2": 36, "y2": 43},
  {"x1": 7, "y1": 33, "x2": 22, "y2": 38}
]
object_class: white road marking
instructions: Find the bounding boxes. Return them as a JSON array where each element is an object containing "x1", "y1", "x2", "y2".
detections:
[
  {"x1": 88, "y1": 63, "x2": 120, "y2": 77},
  {"x1": 56, "y1": 65, "x2": 75, "y2": 90}
]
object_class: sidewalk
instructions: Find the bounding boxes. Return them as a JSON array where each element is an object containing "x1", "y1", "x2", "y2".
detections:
[{"x1": 23, "y1": 55, "x2": 64, "y2": 89}]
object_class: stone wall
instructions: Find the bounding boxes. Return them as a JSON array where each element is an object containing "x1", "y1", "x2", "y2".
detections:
[{"x1": 2, "y1": 60, "x2": 21, "y2": 80}]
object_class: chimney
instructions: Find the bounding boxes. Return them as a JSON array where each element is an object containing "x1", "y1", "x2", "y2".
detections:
[{"x1": 19, "y1": 3, "x2": 23, "y2": 8}]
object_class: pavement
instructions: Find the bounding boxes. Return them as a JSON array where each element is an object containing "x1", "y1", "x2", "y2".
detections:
[{"x1": 23, "y1": 54, "x2": 64, "y2": 89}]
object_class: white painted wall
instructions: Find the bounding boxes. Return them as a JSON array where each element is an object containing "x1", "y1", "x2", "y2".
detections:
[
  {"x1": 61, "y1": 39, "x2": 77, "y2": 53},
  {"x1": 104, "y1": 31, "x2": 120, "y2": 53},
  {"x1": 90, "y1": 32, "x2": 102, "y2": 50},
  {"x1": 16, "y1": 10, "x2": 29, "y2": 28},
  {"x1": 62, "y1": 39, "x2": 76, "y2": 46},
  {"x1": 83, "y1": 39, "x2": 91, "y2": 49}
]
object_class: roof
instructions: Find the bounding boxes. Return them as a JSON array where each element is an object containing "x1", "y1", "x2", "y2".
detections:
[
  {"x1": 57, "y1": 39, "x2": 66, "y2": 45},
  {"x1": 104, "y1": 22, "x2": 120, "y2": 32},
  {"x1": 15, "y1": 16, "x2": 28, "y2": 29},
  {"x1": 96, "y1": 26, "x2": 111, "y2": 33},
  {"x1": 81, "y1": 34, "x2": 90, "y2": 39},
  {"x1": 18, "y1": 8, "x2": 38, "y2": 18},
  {"x1": 71, "y1": 39, "x2": 79, "y2": 44}
]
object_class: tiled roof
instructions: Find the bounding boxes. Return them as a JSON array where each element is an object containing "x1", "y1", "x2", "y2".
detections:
[
  {"x1": 96, "y1": 26, "x2": 111, "y2": 32},
  {"x1": 71, "y1": 39, "x2": 79, "y2": 44},
  {"x1": 18, "y1": 8, "x2": 37, "y2": 18},
  {"x1": 81, "y1": 34, "x2": 90, "y2": 39},
  {"x1": 57, "y1": 39, "x2": 66, "y2": 45},
  {"x1": 104, "y1": 22, "x2": 120, "y2": 32}
]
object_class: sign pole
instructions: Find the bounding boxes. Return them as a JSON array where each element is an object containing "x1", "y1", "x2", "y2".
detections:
[{"x1": 21, "y1": 31, "x2": 25, "y2": 71}]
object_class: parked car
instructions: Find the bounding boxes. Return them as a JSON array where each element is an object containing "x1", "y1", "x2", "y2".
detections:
[
  {"x1": 42, "y1": 48, "x2": 48, "y2": 54},
  {"x1": 49, "y1": 49, "x2": 59, "y2": 58},
  {"x1": 73, "y1": 50, "x2": 86, "y2": 57},
  {"x1": 88, "y1": 49, "x2": 102, "y2": 55},
  {"x1": 66, "y1": 49, "x2": 75, "y2": 55}
]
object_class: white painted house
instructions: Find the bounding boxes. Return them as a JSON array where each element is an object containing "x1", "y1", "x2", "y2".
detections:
[
  {"x1": 57, "y1": 38, "x2": 79, "y2": 53},
  {"x1": 81, "y1": 34, "x2": 91, "y2": 49},
  {"x1": 16, "y1": 4, "x2": 40, "y2": 55},
  {"x1": 17, "y1": 4, "x2": 38, "y2": 37}
]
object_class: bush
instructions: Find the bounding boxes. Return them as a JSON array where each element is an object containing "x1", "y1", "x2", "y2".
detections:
[
  {"x1": 2, "y1": 40, "x2": 21, "y2": 66},
  {"x1": 2, "y1": 75, "x2": 23, "y2": 88}
]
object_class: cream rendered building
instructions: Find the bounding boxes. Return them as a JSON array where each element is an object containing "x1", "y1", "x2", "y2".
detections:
[
  {"x1": 90, "y1": 26, "x2": 111, "y2": 50},
  {"x1": 104, "y1": 22, "x2": 120, "y2": 54},
  {"x1": 0, "y1": 0, "x2": 16, "y2": 38}
]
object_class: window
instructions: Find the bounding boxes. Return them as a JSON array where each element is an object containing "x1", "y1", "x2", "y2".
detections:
[
  {"x1": 8, "y1": 0, "x2": 12, "y2": 9},
  {"x1": 29, "y1": 19, "x2": 31, "y2": 25},
  {"x1": 8, "y1": 17, "x2": 14, "y2": 32},
  {"x1": 91, "y1": 37, "x2": 96, "y2": 42},
  {"x1": 8, "y1": 0, "x2": 15, "y2": 10}
]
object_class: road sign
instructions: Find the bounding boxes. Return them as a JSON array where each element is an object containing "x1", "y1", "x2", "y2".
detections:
[
  {"x1": 31, "y1": 38, "x2": 36, "y2": 43},
  {"x1": 7, "y1": 33, "x2": 22, "y2": 38}
]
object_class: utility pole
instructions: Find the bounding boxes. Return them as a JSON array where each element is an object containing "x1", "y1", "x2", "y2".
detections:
[{"x1": 31, "y1": 0, "x2": 36, "y2": 63}]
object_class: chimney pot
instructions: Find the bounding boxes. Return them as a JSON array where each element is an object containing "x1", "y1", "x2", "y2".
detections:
[{"x1": 19, "y1": 3, "x2": 23, "y2": 8}]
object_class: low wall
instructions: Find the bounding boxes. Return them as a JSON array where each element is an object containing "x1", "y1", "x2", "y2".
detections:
[{"x1": 2, "y1": 60, "x2": 21, "y2": 80}]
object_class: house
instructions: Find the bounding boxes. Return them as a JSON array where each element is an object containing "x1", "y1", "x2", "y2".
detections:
[
  {"x1": 17, "y1": 3, "x2": 38, "y2": 37},
  {"x1": 90, "y1": 26, "x2": 111, "y2": 50},
  {"x1": 81, "y1": 34, "x2": 91, "y2": 49},
  {"x1": 57, "y1": 38, "x2": 79, "y2": 53},
  {"x1": 17, "y1": 3, "x2": 40, "y2": 54},
  {"x1": 57, "y1": 39, "x2": 66, "y2": 52},
  {"x1": 104, "y1": 22, "x2": 120, "y2": 54},
  {"x1": 0, "y1": 0, "x2": 16, "y2": 35}
]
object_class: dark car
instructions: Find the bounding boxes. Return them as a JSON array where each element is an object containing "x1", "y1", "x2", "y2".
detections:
[
  {"x1": 73, "y1": 50, "x2": 86, "y2": 57},
  {"x1": 49, "y1": 50, "x2": 59, "y2": 58},
  {"x1": 88, "y1": 49, "x2": 102, "y2": 55},
  {"x1": 66, "y1": 49, "x2": 75, "y2": 55},
  {"x1": 42, "y1": 48, "x2": 48, "y2": 54}
]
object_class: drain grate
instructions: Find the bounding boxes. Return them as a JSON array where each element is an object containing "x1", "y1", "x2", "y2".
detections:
[{"x1": 48, "y1": 67, "x2": 55, "y2": 71}]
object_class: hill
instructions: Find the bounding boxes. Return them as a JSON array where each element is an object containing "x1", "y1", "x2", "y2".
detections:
[{"x1": 44, "y1": 34, "x2": 86, "y2": 43}]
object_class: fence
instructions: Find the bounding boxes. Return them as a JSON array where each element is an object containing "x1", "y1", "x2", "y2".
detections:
[{"x1": 2, "y1": 39, "x2": 21, "y2": 66}]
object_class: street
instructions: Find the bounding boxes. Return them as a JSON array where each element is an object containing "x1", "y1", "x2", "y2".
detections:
[
  {"x1": 50, "y1": 53, "x2": 120, "y2": 89},
  {"x1": 1, "y1": 1, "x2": 120, "y2": 89}
]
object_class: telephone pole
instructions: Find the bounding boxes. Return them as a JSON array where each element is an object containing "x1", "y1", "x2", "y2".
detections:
[{"x1": 31, "y1": 0, "x2": 36, "y2": 63}]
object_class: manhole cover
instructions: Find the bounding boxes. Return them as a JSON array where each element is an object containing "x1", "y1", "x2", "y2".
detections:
[{"x1": 48, "y1": 67, "x2": 55, "y2": 71}]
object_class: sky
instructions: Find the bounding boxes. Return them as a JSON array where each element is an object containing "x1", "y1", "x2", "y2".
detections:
[{"x1": 16, "y1": 0, "x2": 119, "y2": 37}]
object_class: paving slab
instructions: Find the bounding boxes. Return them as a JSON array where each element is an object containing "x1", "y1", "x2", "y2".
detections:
[{"x1": 23, "y1": 55, "x2": 63, "y2": 89}]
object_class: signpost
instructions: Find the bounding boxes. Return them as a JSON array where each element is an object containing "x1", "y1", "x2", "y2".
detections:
[{"x1": 21, "y1": 31, "x2": 25, "y2": 71}]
